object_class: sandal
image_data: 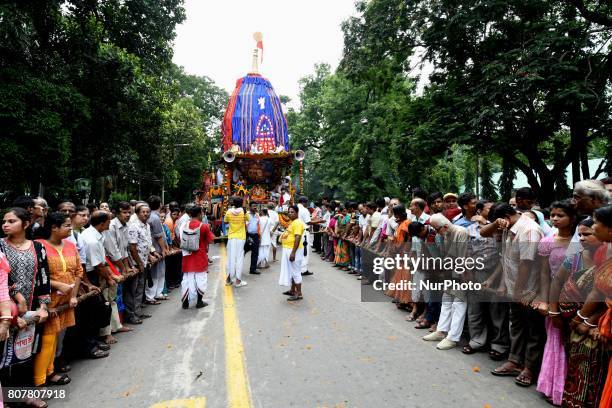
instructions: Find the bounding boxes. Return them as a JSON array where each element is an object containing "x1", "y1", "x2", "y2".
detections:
[
  {"x1": 489, "y1": 350, "x2": 507, "y2": 361},
  {"x1": 414, "y1": 321, "x2": 432, "y2": 329},
  {"x1": 515, "y1": 370, "x2": 534, "y2": 387},
  {"x1": 282, "y1": 291, "x2": 294, "y2": 296},
  {"x1": 491, "y1": 364, "x2": 522, "y2": 377},
  {"x1": 144, "y1": 299, "x2": 161, "y2": 305},
  {"x1": 287, "y1": 295, "x2": 303, "y2": 301},
  {"x1": 46, "y1": 373, "x2": 71, "y2": 386},
  {"x1": 462, "y1": 345, "x2": 484, "y2": 354},
  {"x1": 88, "y1": 348, "x2": 109, "y2": 359}
]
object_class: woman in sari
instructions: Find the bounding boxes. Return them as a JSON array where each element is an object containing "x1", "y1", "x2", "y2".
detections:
[
  {"x1": 0, "y1": 207, "x2": 51, "y2": 407},
  {"x1": 385, "y1": 204, "x2": 412, "y2": 307},
  {"x1": 33, "y1": 212, "x2": 84, "y2": 387},
  {"x1": 533, "y1": 201, "x2": 576, "y2": 406},
  {"x1": 334, "y1": 206, "x2": 351, "y2": 269},
  {"x1": 325, "y1": 206, "x2": 338, "y2": 262},
  {"x1": 567, "y1": 205, "x2": 612, "y2": 408},
  {"x1": 547, "y1": 218, "x2": 603, "y2": 407}
]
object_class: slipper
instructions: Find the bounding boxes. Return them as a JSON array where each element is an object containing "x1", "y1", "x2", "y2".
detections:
[
  {"x1": 282, "y1": 291, "x2": 294, "y2": 296},
  {"x1": 144, "y1": 299, "x2": 161, "y2": 305},
  {"x1": 287, "y1": 295, "x2": 303, "y2": 301},
  {"x1": 46, "y1": 373, "x2": 71, "y2": 386},
  {"x1": 414, "y1": 321, "x2": 432, "y2": 329},
  {"x1": 491, "y1": 367, "x2": 522, "y2": 377},
  {"x1": 489, "y1": 350, "x2": 507, "y2": 361},
  {"x1": 515, "y1": 371, "x2": 534, "y2": 387},
  {"x1": 87, "y1": 348, "x2": 109, "y2": 359},
  {"x1": 462, "y1": 345, "x2": 483, "y2": 354}
]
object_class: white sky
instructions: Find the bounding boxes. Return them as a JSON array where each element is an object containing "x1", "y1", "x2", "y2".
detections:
[{"x1": 173, "y1": 0, "x2": 357, "y2": 108}]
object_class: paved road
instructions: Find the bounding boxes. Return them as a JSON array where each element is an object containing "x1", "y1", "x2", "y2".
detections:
[{"x1": 53, "y1": 243, "x2": 549, "y2": 408}]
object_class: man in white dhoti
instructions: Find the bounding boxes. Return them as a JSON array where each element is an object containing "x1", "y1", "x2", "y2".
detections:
[
  {"x1": 297, "y1": 196, "x2": 313, "y2": 276},
  {"x1": 180, "y1": 205, "x2": 215, "y2": 309},
  {"x1": 224, "y1": 197, "x2": 250, "y2": 287},
  {"x1": 257, "y1": 208, "x2": 272, "y2": 268},
  {"x1": 279, "y1": 205, "x2": 305, "y2": 301}
]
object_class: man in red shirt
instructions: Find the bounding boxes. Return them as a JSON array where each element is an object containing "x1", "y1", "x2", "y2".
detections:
[{"x1": 180, "y1": 205, "x2": 215, "y2": 309}]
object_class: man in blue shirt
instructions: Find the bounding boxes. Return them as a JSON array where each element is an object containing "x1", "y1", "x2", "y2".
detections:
[
  {"x1": 453, "y1": 192, "x2": 477, "y2": 228},
  {"x1": 246, "y1": 203, "x2": 261, "y2": 275}
]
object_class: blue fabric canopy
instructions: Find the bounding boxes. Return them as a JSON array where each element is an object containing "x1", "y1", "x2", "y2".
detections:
[{"x1": 222, "y1": 74, "x2": 289, "y2": 153}]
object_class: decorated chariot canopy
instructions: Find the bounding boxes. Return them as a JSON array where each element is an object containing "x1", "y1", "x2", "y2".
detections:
[
  {"x1": 221, "y1": 34, "x2": 290, "y2": 154},
  {"x1": 202, "y1": 32, "x2": 302, "y2": 216}
]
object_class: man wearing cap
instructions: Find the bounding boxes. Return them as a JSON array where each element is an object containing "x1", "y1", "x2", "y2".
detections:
[{"x1": 442, "y1": 193, "x2": 461, "y2": 222}]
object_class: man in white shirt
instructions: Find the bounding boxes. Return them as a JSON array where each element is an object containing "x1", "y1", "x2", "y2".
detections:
[
  {"x1": 297, "y1": 196, "x2": 313, "y2": 276},
  {"x1": 409, "y1": 198, "x2": 430, "y2": 224},
  {"x1": 267, "y1": 203, "x2": 280, "y2": 262},
  {"x1": 81, "y1": 211, "x2": 116, "y2": 352}
]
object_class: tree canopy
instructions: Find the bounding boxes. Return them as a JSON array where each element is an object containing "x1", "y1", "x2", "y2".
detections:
[
  {"x1": 0, "y1": 0, "x2": 228, "y2": 205},
  {"x1": 288, "y1": 0, "x2": 611, "y2": 205}
]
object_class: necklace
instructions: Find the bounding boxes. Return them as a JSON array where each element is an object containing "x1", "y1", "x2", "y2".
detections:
[{"x1": 9, "y1": 239, "x2": 30, "y2": 250}]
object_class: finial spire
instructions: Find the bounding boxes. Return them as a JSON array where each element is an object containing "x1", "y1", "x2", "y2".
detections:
[{"x1": 251, "y1": 32, "x2": 264, "y2": 73}]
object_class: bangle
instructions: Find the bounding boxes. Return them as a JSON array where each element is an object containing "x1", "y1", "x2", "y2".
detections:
[
  {"x1": 583, "y1": 321, "x2": 598, "y2": 328},
  {"x1": 577, "y1": 310, "x2": 588, "y2": 321},
  {"x1": 548, "y1": 311, "x2": 561, "y2": 316},
  {"x1": 0, "y1": 316, "x2": 13, "y2": 320}
]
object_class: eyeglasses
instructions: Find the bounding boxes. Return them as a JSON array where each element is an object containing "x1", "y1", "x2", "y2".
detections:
[{"x1": 572, "y1": 193, "x2": 590, "y2": 201}]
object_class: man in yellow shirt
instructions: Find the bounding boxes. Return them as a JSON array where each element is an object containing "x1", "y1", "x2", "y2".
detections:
[
  {"x1": 224, "y1": 197, "x2": 250, "y2": 287},
  {"x1": 278, "y1": 205, "x2": 305, "y2": 301}
]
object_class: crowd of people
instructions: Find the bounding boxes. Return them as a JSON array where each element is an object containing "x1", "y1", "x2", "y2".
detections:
[
  {"x1": 0, "y1": 195, "x2": 216, "y2": 407},
  {"x1": 0, "y1": 175, "x2": 610, "y2": 407},
  {"x1": 306, "y1": 177, "x2": 612, "y2": 407}
]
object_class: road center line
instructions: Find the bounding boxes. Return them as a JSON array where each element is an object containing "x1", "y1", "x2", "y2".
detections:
[{"x1": 220, "y1": 245, "x2": 253, "y2": 408}]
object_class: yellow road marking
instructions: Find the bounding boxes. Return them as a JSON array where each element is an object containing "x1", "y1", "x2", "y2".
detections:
[
  {"x1": 220, "y1": 245, "x2": 253, "y2": 408},
  {"x1": 150, "y1": 397, "x2": 206, "y2": 408}
]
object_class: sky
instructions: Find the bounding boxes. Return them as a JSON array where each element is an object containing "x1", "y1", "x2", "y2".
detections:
[{"x1": 172, "y1": 0, "x2": 357, "y2": 108}]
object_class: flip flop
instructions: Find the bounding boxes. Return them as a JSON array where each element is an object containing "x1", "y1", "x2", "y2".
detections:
[
  {"x1": 489, "y1": 350, "x2": 507, "y2": 361},
  {"x1": 491, "y1": 367, "x2": 522, "y2": 377},
  {"x1": 46, "y1": 373, "x2": 71, "y2": 386},
  {"x1": 462, "y1": 345, "x2": 483, "y2": 354},
  {"x1": 287, "y1": 295, "x2": 303, "y2": 301},
  {"x1": 414, "y1": 321, "x2": 432, "y2": 329},
  {"x1": 515, "y1": 371, "x2": 534, "y2": 387}
]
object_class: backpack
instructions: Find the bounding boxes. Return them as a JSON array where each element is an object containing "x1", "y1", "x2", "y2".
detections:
[{"x1": 180, "y1": 222, "x2": 201, "y2": 252}]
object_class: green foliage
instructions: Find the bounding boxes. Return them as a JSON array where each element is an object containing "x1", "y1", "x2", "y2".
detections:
[
  {"x1": 0, "y1": 1, "x2": 228, "y2": 204},
  {"x1": 288, "y1": 0, "x2": 611, "y2": 205},
  {"x1": 480, "y1": 159, "x2": 498, "y2": 202}
]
